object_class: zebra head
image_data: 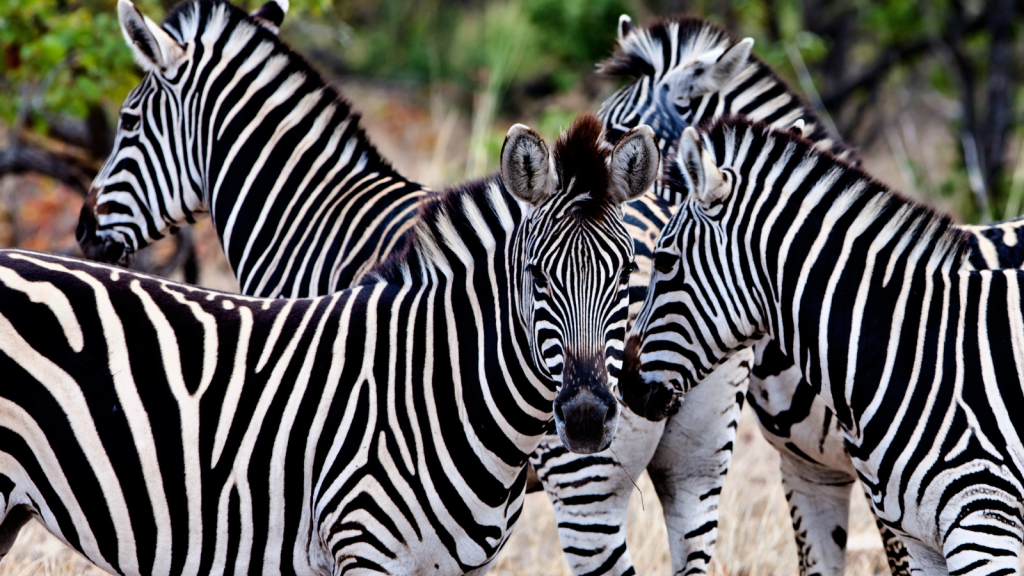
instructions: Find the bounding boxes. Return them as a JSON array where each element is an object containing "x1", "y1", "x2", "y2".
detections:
[
  {"x1": 78, "y1": 0, "x2": 288, "y2": 265},
  {"x1": 623, "y1": 125, "x2": 765, "y2": 421},
  {"x1": 597, "y1": 16, "x2": 753, "y2": 153},
  {"x1": 501, "y1": 115, "x2": 659, "y2": 454}
]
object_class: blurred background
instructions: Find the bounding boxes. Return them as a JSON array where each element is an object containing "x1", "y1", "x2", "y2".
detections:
[{"x1": 0, "y1": 0, "x2": 1022, "y2": 574}]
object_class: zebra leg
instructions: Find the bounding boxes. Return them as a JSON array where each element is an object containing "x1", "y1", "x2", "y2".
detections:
[
  {"x1": 875, "y1": 509, "x2": 910, "y2": 575},
  {"x1": 647, "y1": 351, "x2": 751, "y2": 575},
  {"x1": 531, "y1": 407, "x2": 665, "y2": 576},
  {"x1": 0, "y1": 504, "x2": 31, "y2": 558},
  {"x1": 902, "y1": 540, "x2": 948, "y2": 575},
  {"x1": 778, "y1": 452, "x2": 854, "y2": 576}
]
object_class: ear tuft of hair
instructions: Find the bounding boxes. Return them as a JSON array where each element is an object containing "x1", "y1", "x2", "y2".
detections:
[
  {"x1": 251, "y1": 0, "x2": 287, "y2": 33},
  {"x1": 552, "y1": 113, "x2": 612, "y2": 213}
]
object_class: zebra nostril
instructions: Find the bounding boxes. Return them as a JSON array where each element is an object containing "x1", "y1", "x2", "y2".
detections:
[
  {"x1": 75, "y1": 221, "x2": 88, "y2": 243},
  {"x1": 102, "y1": 242, "x2": 125, "y2": 265}
]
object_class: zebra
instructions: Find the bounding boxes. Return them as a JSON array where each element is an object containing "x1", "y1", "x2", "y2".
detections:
[
  {"x1": 625, "y1": 118, "x2": 1024, "y2": 575},
  {"x1": 0, "y1": 113, "x2": 661, "y2": 575},
  {"x1": 76, "y1": 2, "x2": 688, "y2": 574},
  {"x1": 596, "y1": 14, "x2": 1024, "y2": 576},
  {"x1": 78, "y1": 0, "x2": 429, "y2": 296},
  {"x1": 597, "y1": 15, "x2": 856, "y2": 206}
]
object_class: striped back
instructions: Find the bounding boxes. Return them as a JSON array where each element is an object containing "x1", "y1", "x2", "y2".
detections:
[
  {"x1": 626, "y1": 121, "x2": 967, "y2": 406},
  {"x1": 80, "y1": 0, "x2": 426, "y2": 296},
  {"x1": 596, "y1": 16, "x2": 856, "y2": 203}
]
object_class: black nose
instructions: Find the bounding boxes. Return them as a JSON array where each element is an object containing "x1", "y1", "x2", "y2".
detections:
[
  {"x1": 553, "y1": 353, "x2": 619, "y2": 454},
  {"x1": 77, "y1": 202, "x2": 128, "y2": 264},
  {"x1": 618, "y1": 335, "x2": 680, "y2": 421},
  {"x1": 77, "y1": 203, "x2": 96, "y2": 245},
  {"x1": 554, "y1": 386, "x2": 618, "y2": 454}
]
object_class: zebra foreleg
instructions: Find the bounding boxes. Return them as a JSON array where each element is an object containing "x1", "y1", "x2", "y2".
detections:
[
  {"x1": 531, "y1": 406, "x2": 664, "y2": 576},
  {"x1": 902, "y1": 540, "x2": 948, "y2": 575},
  {"x1": 877, "y1": 514, "x2": 911, "y2": 575},
  {"x1": 646, "y1": 351, "x2": 750, "y2": 575},
  {"x1": 777, "y1": 452, "x2": 855, "y2": 576}
]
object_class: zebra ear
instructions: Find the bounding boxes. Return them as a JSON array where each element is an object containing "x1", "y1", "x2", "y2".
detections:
[
  {"x1": 677, "y1": 127, "x2": 727, "y2": 206},
  {"x1": 251, "y1": 0, "x2": 288, "y2": 35},
  {"x1": 617, "y1": 15, "x2": 634, "y2": 41},
  {"x1": 690, "y1": 37, "x2": 753, "y2": 96},
  {"x1": 789, "y1": 118, "x2": 808, "y2": 137},
  {"x1": 501, "y1": 124, "x2": 554, "y2": 206},
  {"x1": 609, "y1": 124, "x2": 659, "y2": 204},
  {"x1": 118, "y1": 0, "x2": 184, "y2": 73}
]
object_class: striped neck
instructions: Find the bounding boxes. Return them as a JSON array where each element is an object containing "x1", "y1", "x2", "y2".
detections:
[
  {"x1": 88, "y1": 0, "x2": 424, "y2": 294},
  {"x1": 637, "y1": 120, "x2": 967, "y2": 398}
]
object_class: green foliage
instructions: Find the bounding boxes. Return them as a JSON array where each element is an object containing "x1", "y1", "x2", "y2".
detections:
[
  {"x1": 0, "y1": 0, "x2": 162, "y2": 124},
  {"x1": 0, "y1": 0, "x2": 324, "y2": 131}
]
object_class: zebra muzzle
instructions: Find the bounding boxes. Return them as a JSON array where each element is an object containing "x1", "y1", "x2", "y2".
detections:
[
  {"x1": 619, "y1": 335, "x2": 681, "y2": 421},
  {"x1": 553, "y1": 353, "x2": 619, "y2": 454}
]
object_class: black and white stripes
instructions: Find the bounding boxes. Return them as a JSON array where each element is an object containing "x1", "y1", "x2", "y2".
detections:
[
  {"x1": 627, "y1": 119, "x2": 1024, "y2": 575},
  {"x1": 0, "y1": 115, "x2": 660, "y2": 575}
]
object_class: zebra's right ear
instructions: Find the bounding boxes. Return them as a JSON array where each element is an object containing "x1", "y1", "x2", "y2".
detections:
[
  {"x1": 676, "y1": 127, "x2": 727, "y2": 206},
  {"x1": 617, "y1": 15, "x2": 634, "y2": 41},
  {"x1": 251, "y1": 0, "x2": 288, "y2": 35},
  {"x1": 118, "y1": 0, "x2": 184, "y2": 73},
  {"x1": 501, "y1": 124, "x2": 554, "y2": 207}
]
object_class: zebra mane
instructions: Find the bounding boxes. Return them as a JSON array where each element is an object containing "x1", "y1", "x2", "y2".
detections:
[
  {"x1": 598, "y1": 16, "x2": 736, "y2": 79},
  {"x1": 368, "y1": 115, "x2": 617, "y2": 284},
  {"x1": 672, "y1": 117, "x2": 970, "y2": 266},
  {"x1": 159, "y1": 0, "x2": 398, "y2": 176}
]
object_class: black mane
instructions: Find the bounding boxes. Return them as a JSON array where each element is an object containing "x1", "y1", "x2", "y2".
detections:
[{"x1": 160, "y1": 0, "x2": 398, "y2": 176}]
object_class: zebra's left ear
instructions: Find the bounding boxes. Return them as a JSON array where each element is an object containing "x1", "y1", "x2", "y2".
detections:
[
  {"x1": 676, "y1": 127, "x2": 727, "y2": 206},
  {"x1": 609, "y1": 125, "x2": 659, "y2": 204},
  {"x1": 690, "y1": 38, "x2": 753, "y2": 96},
  {"x1": 118, "y1": 0, "x2": 184, "y2": 73},
  {"x1": 251, "y1": 0, "x2": 288, "y2": 35},
  {"x1": 501, "y1": 124, "x2": 554, "y2": 206}
]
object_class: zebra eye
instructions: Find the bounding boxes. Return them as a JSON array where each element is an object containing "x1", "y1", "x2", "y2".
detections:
[
  {"x1": 654, "y1": 253, "x2": 678, "y2": 274},
  {"x1": 527, "y1": 265, "x2": 548, "y2": 288},
  {"x1": 121, "y1": 113, "x2": 140, "y2": 131},
  {"x1": 693, "y1": 66, "x2": 705, "y2": 77},
  {"x1": 620, "y1": 261, "x2": 637, "y2": 283}
]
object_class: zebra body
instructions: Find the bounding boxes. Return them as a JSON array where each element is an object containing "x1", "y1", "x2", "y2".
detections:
[
  {"x1": 627, "y1": 119, "x2": 1024, "y2": 575},
  {"x1": 599, "y1": 15, "x2": 1024, "y2": 575},
  {"x1": 1, "y1": 113, "x2": 661, "y2": 575},
  {"x1": 80, "y1": 2, "x2": 685, "y2": 574}
]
